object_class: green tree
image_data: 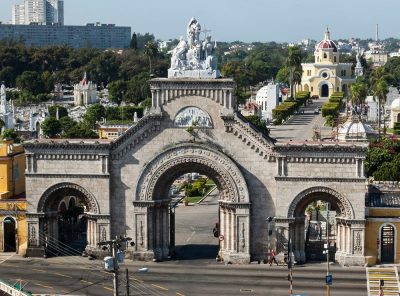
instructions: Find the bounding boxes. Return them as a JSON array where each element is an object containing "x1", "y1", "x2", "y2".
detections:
[
  {"x1": 373, "y1": 77, "x2": 389, "y2": 136},
  {"x1": 16, "y1": 71, "x2": 45, "y2": 95},
  {"x1": 245, "y1": 115, "x2": 269, "y2": 136},
  {"x1": 41, "y1": 117, "x2": 62, "y2": 138},
  {"x1": 144, "y1": 41, "x2": 158, "y2": 74},
  {"x1": 65, "y1": 123, "x2": 97, "y2": 139},
  {"x1": 1, "y1": 128, "x2": 20, "y2": 143},
  {"x1": 59, "y1": 116, "x2": 77, "y2": 135},
  {"x1": 48, "y1": 105, "x2": 68, "y2": 119},
  {"x1": 286, "y1": 46, "x2": 302, "y2": 98},
  {"x1": 84, "y1": 104, "x2": 106, "y2": 129},
  {"x1": 349, "y1": 78, "x2": 368, "y2": 106},
  {"x1": 107, "y1": 80, "x2": 127, "y2": 105},
  {"x1": 130, "y1": 32, "x2": 138, "y2": 50},
  {"x1": 276, "y1": 66, "x2": 290, "y2": 84},
  {"x1": 125, "y1": 72, "x2": 151, "y2": 104}
]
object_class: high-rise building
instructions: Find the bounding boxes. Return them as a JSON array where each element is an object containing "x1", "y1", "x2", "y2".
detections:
[
  {"x1": 12, "y1": 0, "x2": 64, "y2": 25},
  {"x1": 46, "y1": 0, "x2": 63, "y2": 25}
]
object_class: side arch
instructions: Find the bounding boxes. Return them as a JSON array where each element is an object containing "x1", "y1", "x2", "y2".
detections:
[
  {"x1": 287, "y1": 186, "x2": 355, "y2": 219},
  {"x1": 135, "y1": 144, "x2": 250, "y2": 203},
  {"x1": 37, "y1": 182, "x2": 100, "y2": 214}
]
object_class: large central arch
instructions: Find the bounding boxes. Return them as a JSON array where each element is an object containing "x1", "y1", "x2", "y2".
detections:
[{"x1": 132, "y1": 143, "x2": 251, "y2": 263}]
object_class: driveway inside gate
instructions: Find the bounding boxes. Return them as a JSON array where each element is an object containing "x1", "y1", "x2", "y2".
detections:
[{"x1": 269, "y1": 97, "x2": 331, "y2": 141}]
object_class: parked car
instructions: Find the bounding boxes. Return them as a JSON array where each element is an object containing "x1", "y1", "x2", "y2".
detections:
[{"x1": 314, "y1": 108, "x2": 320, "y2": 114}]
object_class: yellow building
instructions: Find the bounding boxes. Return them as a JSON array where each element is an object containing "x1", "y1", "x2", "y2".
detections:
[
  {"x1": 99, "y1": 123, "x2": 131, "y2": 140},
  {"x1": 365, "y1": 183, "x2": 400, "y2": 265},
  {"x1": 0, "y1": 140, "x2": 27, "y2": 254},
  {"x1": 299, "y1": 29, "x2": 355, "y2": 97}
]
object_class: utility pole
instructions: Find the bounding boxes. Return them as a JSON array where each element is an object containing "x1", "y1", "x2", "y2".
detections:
[
  {"x1": 99, "y1": 236, "x2": 134, "y2": 296},
  {"x1": 125, "y1": 268, "x2": 130, "y2": 296},
  {"x1": 288, "y1": 233, "x2": 293, "y2": 296}
]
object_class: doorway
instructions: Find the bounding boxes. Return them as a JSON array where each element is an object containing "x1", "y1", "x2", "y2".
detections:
[
  {"x1": 321, "y1": 84, "x2": 329, "y2": 97},
  {"x1": 381, "y1": 224, "x2": 395, "y2": 263},
  {"x1": 3, "y1": 217, "x2": 16, "y2": 252}
]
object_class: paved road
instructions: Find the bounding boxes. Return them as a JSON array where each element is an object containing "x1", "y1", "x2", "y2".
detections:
[
  {"x1": 0, "y1": 255, "x2": 367, "y2": 296},
  {"x1": 269, "y1": 97, "x2": 332, "y2": 141},
  {"x1": 0, "y1": 197, "x2": 368, "y2": 296},
  {"x1": 174, "y1": 189, "x2": 219, "y2": 260}
]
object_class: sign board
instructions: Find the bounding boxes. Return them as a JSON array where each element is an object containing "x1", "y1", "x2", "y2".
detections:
[
  {"x1": 219, "y1": 235, "x2": 224, "y2": 241},
  {"x1": 325, "y1": 275, "x2": 333, "y2": 285}
]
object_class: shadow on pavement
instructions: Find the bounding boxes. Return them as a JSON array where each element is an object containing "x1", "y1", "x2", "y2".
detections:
[{"x1": 173, "y1": 244, "x2": 219, "y2": 260}]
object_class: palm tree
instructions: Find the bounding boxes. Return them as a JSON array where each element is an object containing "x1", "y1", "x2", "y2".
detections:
[
  {"x1": 287, "y1": 46, "x2": 302, "y2": 98},
  {"x1": 373, "y1": 77, "x2": 389, "y2": 137},
  {"x1": 349, "y1": 79, "x2": 368, "y2": 107},
  {"x1": 144, "y1": 41, "x2": 158, "y2": 75}
]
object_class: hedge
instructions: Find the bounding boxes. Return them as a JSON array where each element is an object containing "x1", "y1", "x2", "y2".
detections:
[
  {"x1": 272, "y1": 101, "x2": 297, "y2": 123},
  {"x1": 394, "y1": 122, "x2": 400, "y2": 135},
  {"x1": 329, "y1": 97, "x2": 342, "y2": 104},
  {"x1": 321, "y1": 102, "x2": 340, "y2": 117}
]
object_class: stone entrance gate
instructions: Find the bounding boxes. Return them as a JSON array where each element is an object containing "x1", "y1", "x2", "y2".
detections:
[{"x1": 24, "y1": 77, "x2": 368, "y2": 265}]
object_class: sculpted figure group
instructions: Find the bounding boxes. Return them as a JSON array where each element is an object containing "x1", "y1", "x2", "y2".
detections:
[{"x1": 168, "y1": 18, "x2": 218, "y2": 75}]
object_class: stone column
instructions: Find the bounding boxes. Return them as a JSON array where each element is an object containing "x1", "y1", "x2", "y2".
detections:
[
  {"x1": 336, "y1": 222, "x2": 341, "y2": 253},
  {"x1": 151, "y1": 90, "x2": 156, "y2": 108}
]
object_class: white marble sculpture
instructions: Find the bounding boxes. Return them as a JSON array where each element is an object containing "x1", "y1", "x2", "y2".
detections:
[
  {"x1": 355, "y1": 47, "x2": 364, "y2": 77},
  {"x1": 168, "y1": 18, "x2": 220, "y2": 78}
]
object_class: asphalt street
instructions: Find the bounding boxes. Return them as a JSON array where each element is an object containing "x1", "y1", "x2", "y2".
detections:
[
  {"x1": 0, "y1": 193, "x2": 368, "y2": 296},
  {"x1": 269, "y1": 97, "x2": 332, "y2": 141}
]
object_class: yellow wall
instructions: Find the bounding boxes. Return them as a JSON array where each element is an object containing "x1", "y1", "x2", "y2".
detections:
[
  {"x1": 0, "y1": 200, "x2": 27, "y2": 254},
  {"x1": 0, "y1": 140, "x2": 25, "y2": 199},
  {"x1": 365, "y1": 207, "x2": 400, "y2": 265}
]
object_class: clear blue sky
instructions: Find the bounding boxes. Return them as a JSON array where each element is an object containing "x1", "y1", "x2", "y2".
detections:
[{"x1": 0, "y1": 0, "x2": 398, "y2": 42}]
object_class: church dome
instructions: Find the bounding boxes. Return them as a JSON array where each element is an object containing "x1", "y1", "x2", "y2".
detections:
[
  {"x1": 391, "y1": 97, "x2": 400, "y2": 112},
  {"x1": 316, "y1": 29, "x2": 337, "y2": 52}
]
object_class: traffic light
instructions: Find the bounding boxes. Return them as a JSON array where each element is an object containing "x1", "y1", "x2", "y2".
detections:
[
  {"x1": 267, "y1": 217, "x2": 273, "y2": 222},
  {"x1": 268, "y1": 230, "x2": 273, "y2": 236}
]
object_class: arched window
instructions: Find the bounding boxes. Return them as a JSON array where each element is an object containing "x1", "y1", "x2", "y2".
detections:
[
  {"x1": 323, "y1": 53, "x2": 327, "y2": 59},
  {"x1": 334, "y1": 56, "x2": 337, "y2": 63}
]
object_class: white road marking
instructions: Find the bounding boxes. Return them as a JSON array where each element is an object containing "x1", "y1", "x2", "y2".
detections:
[{"x1": 186, "y1": 231, "x2": 196, "y2": 243}]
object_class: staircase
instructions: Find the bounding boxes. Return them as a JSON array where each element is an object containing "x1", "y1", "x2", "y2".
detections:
[{"x1": 367, "y1": 267, "x2": 400, "y2": 295}]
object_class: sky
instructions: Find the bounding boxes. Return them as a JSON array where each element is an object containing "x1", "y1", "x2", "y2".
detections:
[{"x1": 0, "y1": 0, "x2": 399, "y2": 43}]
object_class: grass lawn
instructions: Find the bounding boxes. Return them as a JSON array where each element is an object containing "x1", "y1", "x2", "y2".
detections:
[{"x1": 186, "y1": 196, "x2": 203, "y2": 203}]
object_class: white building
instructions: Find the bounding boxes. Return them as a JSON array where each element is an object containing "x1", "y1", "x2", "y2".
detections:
[
  {"x1": 365, "y1": 96, "x2": 378, "y2": 123},
  {"x1": 12, "y1": 0, "x2": 63, "y2": 25},
  {"x1": 255, "y1": 83, "x2": 280, "y2": 122},
  {"x1": 0, "y1": 85, "x2": 14, "y2": 129},
  {"x1": 73, "y1": 73, "x2": 97, "y2": 106}
]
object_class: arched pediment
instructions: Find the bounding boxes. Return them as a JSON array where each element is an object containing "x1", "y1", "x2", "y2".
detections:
[
  {"x1": 287, "y1": 186, "x2": 354, "y2": 219},
  {"x1": 38, "y1": 182, "x2": 100, "y2": 214}
]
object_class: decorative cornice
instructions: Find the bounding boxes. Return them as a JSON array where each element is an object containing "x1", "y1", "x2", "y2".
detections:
[
  {"x1": 274, "y1": 142, "x2": 368, "y2": 156},
  {"x1": 85, "y1": 213, "x2": 111, "y2": 219},
  {"x1": 275, "y1": 176, "x2": 366, "y2": 183},
  {"x1": 149, "y1": 78, "x2": 236, "y2": 90},
  {"x1": 219, "y1": 201, "x2": 251, "y2": 209},
  {"x1": 25, "y1": 173, "x2": 110, "y2": 179},
  {"x1": 336, "y1": 218, "x2": 366, "y2": 225}
]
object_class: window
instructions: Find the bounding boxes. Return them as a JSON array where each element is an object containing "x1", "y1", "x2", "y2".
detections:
[
  {"x1": 334, "y1": 56, "x2": 337, "y2": 62},
  {"x1": 311, "y1": 87, "x2": 314, "y2": 91},
  {"x1": 323, "y1": 53, "x2": 327, "y2": 59}
]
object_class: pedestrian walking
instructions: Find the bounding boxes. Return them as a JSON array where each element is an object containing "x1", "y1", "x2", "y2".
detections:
[{"x1": 269, "y1": 249, "x2": 278, "y2": 266}]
